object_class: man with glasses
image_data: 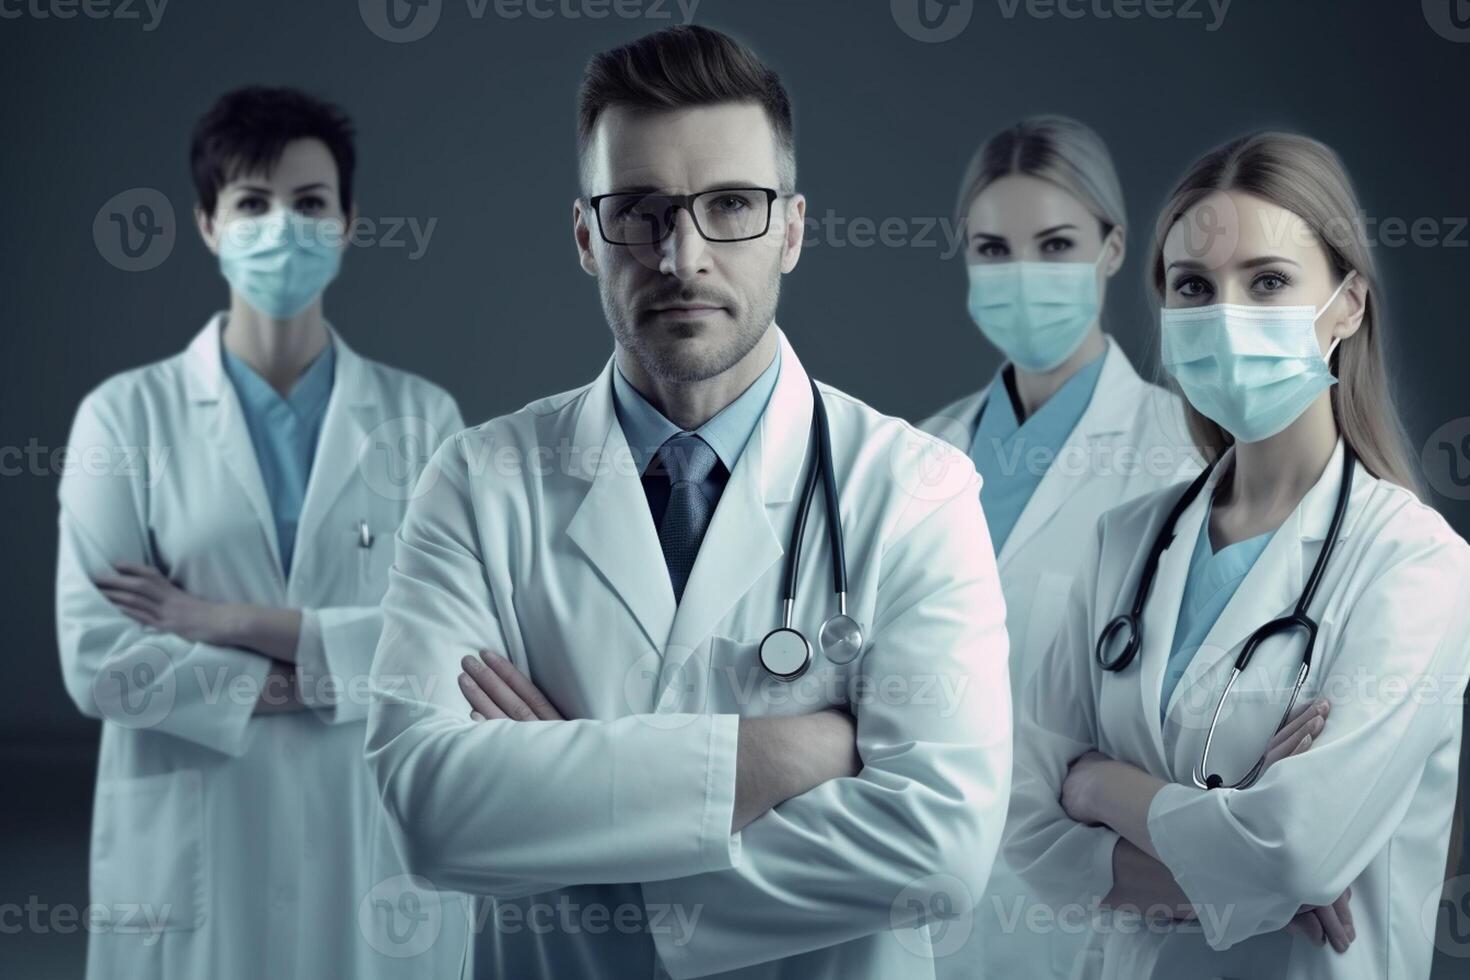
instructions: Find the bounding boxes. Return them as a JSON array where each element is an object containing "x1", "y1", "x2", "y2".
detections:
[{"x1": 367, "y1": 25, "x2": 1012, "y2": 980}]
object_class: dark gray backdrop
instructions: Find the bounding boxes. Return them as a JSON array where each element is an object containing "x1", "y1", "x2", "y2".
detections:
[{"x1": 3, "y1": 0, "x2": 1469, "y2": 973}]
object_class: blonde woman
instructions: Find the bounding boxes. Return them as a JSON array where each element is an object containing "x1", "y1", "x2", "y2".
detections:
[
  {"x1": 920, "y1": 115, "x2": 1199, "y2": 980},
  {"x1": 1005, "y1": 131, "x2": 1470, "y2": 979}
]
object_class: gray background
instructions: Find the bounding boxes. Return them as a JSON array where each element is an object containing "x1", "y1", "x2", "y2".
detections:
[{"x1": 3, "y1": 0, "x2": 1469, "y2": 974}]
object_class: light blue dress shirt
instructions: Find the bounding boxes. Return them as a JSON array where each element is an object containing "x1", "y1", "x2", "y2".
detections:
[
  {"x1": 1158, "y1": 507, "x2": 1275, "y2": 721},
  {"x1": 612, "y1": 343, "x2": 781, "y2": 528},
  {"x1": 968, "y1": 351, "x2": 1106, "y2": 555},
  {"x1": 221, "y1": 339, "x2": 336, "y2": 577}
]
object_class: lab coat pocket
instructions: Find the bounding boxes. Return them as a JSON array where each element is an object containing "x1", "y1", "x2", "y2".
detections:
[
  {"x1": 706, "y1": 634, "x2": 849, "y2": 718},
  {"x1": 91, "y1": 770, "x2": 206, "y2": 933}
]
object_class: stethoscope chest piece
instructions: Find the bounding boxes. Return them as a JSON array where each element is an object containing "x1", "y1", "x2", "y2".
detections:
[
  {"x1": 759, "y1": 626, "x2": 812, "y2": 680},
  {"x1": 818, "y1": 614, "x2": 864, "y2": 665}
]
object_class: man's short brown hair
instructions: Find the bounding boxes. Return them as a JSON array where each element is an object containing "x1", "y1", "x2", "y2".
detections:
[{"x1": 576, "y1": 25, "x2": 795, "y2": 193}]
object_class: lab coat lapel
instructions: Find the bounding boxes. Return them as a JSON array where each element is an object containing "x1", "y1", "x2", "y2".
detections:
[
  {"x1": 294, "y1": 325, "x2": 375, "y2": 579},
  {"x1": 998, "y1": 338, "x2": 1140, "y2": 569},
  {"x1": 564, "y1": 357, "x2": 678, "y2": 654},
  {"x1": 1136, "y1": 460, "x2": 1216, "y2": 757},
  {"x1": 1166, "y1": 440, "x2": 1350, "y2": 719},
  {"x1": 920, "y1": 386, "x2": 986, "y2": 453},
  {"x1": 662, "y1": 328, "x2": 809, "y2": 680},
  {"x1": 183, "y1": 314, "x2": 284, "y2": 578}
]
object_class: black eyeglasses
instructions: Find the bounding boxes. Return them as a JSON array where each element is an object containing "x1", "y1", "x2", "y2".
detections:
[{"x1": 588, "y1": 187, "x2": 781, "y2": 245}]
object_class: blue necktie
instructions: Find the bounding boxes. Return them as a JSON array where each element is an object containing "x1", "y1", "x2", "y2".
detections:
[{"x1": 655, "y1": 432, "x2": 720, "y2": 602}]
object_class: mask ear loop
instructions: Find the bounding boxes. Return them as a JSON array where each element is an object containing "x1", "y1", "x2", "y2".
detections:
[{"x1": 1318, "y1": 271, "x2": 1357, "y2": 365}]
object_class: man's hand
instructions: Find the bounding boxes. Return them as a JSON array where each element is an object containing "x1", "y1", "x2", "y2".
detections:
[
  {"x1": 732, "y1": 709, "x2": 861, "y2": 832},
  {"x1": 459, "y1": 650, "x2": 565, "y2": 721},
  {"x1": 96, "y1": 562, "x2": 232, "y2": 646},
  {"x1": 456, "y1": 650, "x2": 861, "y2": 834}
]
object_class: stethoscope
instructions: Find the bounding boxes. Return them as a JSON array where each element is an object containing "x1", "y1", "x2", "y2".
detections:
[
  {"x1": 1094, "y1": 443, "x2": 1355, "y2": 790},
  {"x1": 757, "y1": 379, "x2": 865, "y2": 680}
]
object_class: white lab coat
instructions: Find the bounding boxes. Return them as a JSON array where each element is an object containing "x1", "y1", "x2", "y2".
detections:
[
  {"x1": 919, "y1": 337, "x2": 1201, "y2": 980},
  {"x1": 55, "y1": 313, "x2": 469, "y2": 980},
  {"x1": 1005, "y1": 437, "x2": 1470, "y2": 980},
  {"x1": 365, "y1": 325, "x2": 1014, "y2": 980}
]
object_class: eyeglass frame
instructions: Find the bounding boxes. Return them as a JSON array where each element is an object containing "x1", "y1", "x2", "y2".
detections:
[{"x1": 586, "y1": 187, "x2": 787, "y2": 246}]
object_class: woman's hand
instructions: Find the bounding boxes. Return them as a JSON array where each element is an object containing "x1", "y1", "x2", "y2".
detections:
[
  {"x1": 1262, "y1": 699, "x2": 1351, "y2": 952},
  {"x1": 1261, "y1": 698, "x2": 1330, "y2": 770},
  {"x1": 95, "y1": 562, "x2": 233, "y2": 646},
  {"x1": 1287, "y1": 887, "x2": 1355, "y2": 953},
  {"x1": 1061, "y1": 749, "x2": 1112, "y2": 826}
]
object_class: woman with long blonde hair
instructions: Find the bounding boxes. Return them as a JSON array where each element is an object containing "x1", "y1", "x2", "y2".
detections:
[{"x1": 1004, "y1": 130, "x2": 1470, "y2": 979}]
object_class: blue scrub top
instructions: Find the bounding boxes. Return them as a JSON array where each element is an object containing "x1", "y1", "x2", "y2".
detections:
[
  {"x1": 221, "y1": 339, "x2": 335, "y2": 577},
  {"x1": 611, "y1": 343, "x2": 781, "y2": 527},
  {"x1": 969, "y1": 351, "x2": 1106, "y2": 555},
  {"x1": 1158, "y1": 507, "x2": 1275, "y2": 721}
]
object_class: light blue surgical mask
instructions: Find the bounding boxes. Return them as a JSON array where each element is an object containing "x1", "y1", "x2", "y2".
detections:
[
  {"x1": 217, "y1": 210, "x2": 343, "y2": 319},
  {"x1": 1160, "y1": 273, "x2": 1355, "y2": 443},
  {"x1": 966, "y1": 255, "x2": 1103, "y2": 373}
]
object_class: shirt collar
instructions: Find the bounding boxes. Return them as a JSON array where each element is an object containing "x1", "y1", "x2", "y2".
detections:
[
  {"x1": 221, "y1": 337, "x2": 336, "y2": 420},
  {"x1": 612, "y1": 342, "x2": 782, "y2": 477},
  {"x1": 985, "y1": 346, "x2": 1107, "y2": 436}
]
